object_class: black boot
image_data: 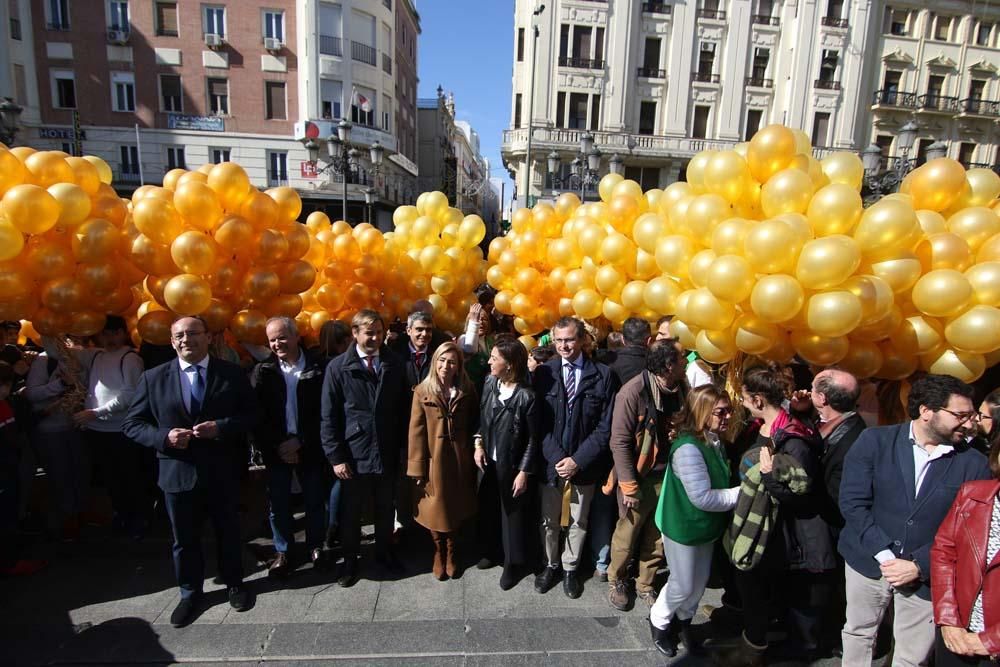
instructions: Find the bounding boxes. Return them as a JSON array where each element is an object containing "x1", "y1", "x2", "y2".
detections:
[
  {"x1": 678, "y1": 617, "x2": 702, "y2": 654},
  {"x1": 649, "y1": 618, "x2": 678, "y2": 657},
  {"x1": 712, "y1": 632, "x2": 766, "y2": 667}
]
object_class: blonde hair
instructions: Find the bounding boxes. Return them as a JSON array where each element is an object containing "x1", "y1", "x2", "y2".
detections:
[
  {"x1": 417, "y1": 342, "x2": 473, "y2": 397},
  {"x1": 677, "y1": 384, "x2": 730, "y2": 442}
]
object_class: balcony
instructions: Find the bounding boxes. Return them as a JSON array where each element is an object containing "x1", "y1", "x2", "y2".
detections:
[
  {"x1": 745, "y1": 76, "x2": 774, "y2": 88},
  {"x1": 697, "y1": 9, "x2": 726, "y2": 20},
  {"x1": 958, "y1": 98, "x2": 1000, "y2": 117},
  {"x1": 319, "y1": 35, "x2": 342, "y2": 56},
  {"x1": 692, "y1": 72, "x2": 720, "y2": 84},
  {"x1": 382, "y1": 53, "x2": 392, "y2": 74},
  {"x1": 641, "y1": 2, "x2": 671, "y2": 14},
  {"x1": 752, "y1": 15, "x2": 780, "y2": 26},
  {"x1": 637, "y1": 67, "x2": 666, "y2": 78},
  {"x1": 558, "y1": 56, "x2": 604, "y2": 69},
  {"x1": 821, "y1": 17, "x2": 849, "y2": 28},
  {"x1": 351, "y1": 41, "x2": 377, "y2": 66},
  {"x1": 872, "y1": 89, "x2": 919, "y2": 109},
  {"x1": 46, "y1": 20, "x2": 70, "y2": 30},
  {"x1": 814, "y1": 79, "x2": 842, "y2": 90},
  {"x1": 501, "y1": 126, "x2": 742, "y2": 160},
  {"x1": 116, "y1": 168, "x2": 142, "y2": 185},
  {"x1": 917, "y1": 94, "x2": 959, "y2": 113}
]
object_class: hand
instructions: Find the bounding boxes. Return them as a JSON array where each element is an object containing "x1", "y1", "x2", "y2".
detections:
[
  {"x1": 277, "y1": 437, "x2": 301, "y2": 458},
  {"x1": 622, "y1": 495, "x2": 640, "y2": 510},
  {"x1": 474, "y1": 446, "x2": 487, "y2": 471},
  {"x1": 879, "y1": 558, "x2": 920, "y2": 587},
  {"x1": 941, "y1": 626, "x2": 975, "y2": 656},
  {"x1": 72, "y1": 409, "x2": 99, "y2": 427},
  {"x1": 333, "y1": 463, "x2": 353, "y2": 480},
  {"x1": 759, "y1": 446, "x2": 774, "y2": 474},
  {"x1": 467, "y1": 303, "x2": 483, "y2": 322},
  {"x1": 512, "y1": 471, "x2": 528, "y2": 498},
  {"x1": 166, "y1": 428, "x2": 194, "y2": 449},
  {"x1": 966, "y1": 631, "x2": 989, "y2": 656},
  {"x1": 192, "y1": 421, "x2": 219, "y2": 439},
  {"x1": 554, "y1": 457, "x2": 579, "y2": 479}
]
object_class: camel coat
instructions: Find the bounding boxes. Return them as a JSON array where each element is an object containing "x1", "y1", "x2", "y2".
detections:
[{"x1": 407, "y1": 382, "x2": 479, "y2": 533}]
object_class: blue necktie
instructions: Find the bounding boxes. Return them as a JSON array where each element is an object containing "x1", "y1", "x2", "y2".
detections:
[{"x1": 187, "y1": 365, "x2": 205, "y2": 415}]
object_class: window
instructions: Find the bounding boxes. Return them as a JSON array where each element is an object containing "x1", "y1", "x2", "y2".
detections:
[
  {"x1": 825, "y1": 0, "x2": 843, "y2": 19},
  {"x1": 811, "y1": 112, "x2": 831, "y2": 147},
  {"x1": 976, "y1": 21, "x2": 994, "y2": 46},
  {"x1": 203, "y1": 5, "x2": 225, "y2": 37},
  {"x1": 692, "y1": 106, "x2": 710, "y2": 138},
  {"x1": 381, "y1": 94, "x2": 391, "y2": 131},
  {"x1": 590, "y1": 94, "x2": 600, "y2": 131},
  {"x1": 263, "y1": 10, "x2": 283, "y2": 42},
  {"x1": 207, "y1": 77, "x2": 229, "y2": 115},
  {"x1": 568, "y1": 92, "x2": 588, "y2": 129},
  {"x1": 155, "y1": 1, "x2": 177, "y2": 36},
  {"x1": 517, "y1": 27, "x2": 524, "y2": 62},
  {"x1": 10, "y1": 0, "x2": 21, "y2": 40},
  {"x1": 268, "y1": 151, "x2": 288, "y2": 186},
  {"x1": 594, "y1": 27, "x2": 605, "y2": 63},
  {"x1": 698, "y1": 43, "x2": 716, "y2": 76},
  {"x1": 883, "y1": 7, "x2": 910, "y2": 35},
  {"x1": 559, "y1": 24, "x2": 569, "y2": 59},
  {"x1": 930, "y1": 14, "x2": 952, "y2": 41},
  {"x1": 643, "y1": 38, "x2": 661, "y2": 71},
  {"x1": 210, "y1": 147, "x2": 230, "y2": 163},
  {"x1": 265, "y1": 81, "x2": 286, "y2": 119},
  {"x1": 514, "y1": 93, "x2": 522, "y2": 127},
  {"x1": 51, "y1": 69, "x2": 76, "y2": 108},
  {"x1": 160, "y1": 74, "x2": 182, "y2": 112},
  {"x1": 957, "y1": 142, "x2": 975, "y2": 165},
  {"x1": 755, "y1": 0, "x2": 773, "y2": 16},
  {"x1": 927, "y1": 74, "x2": 944, "y2": 98},
  {"x1": 819, "y1": 50, "x2": 839, "y2": 82},
  {"x1": 120, "y1": 145, "x2": 139, "y2": 175},
  {"x1": 875, "y1": 135, "x2": 893, "y2": 161},
  {"x1": 915, "y1": 138, "x2": 932, "y2": 165},
  {"x1": 320, "y1": 79, "x2": 342, "y2": 119},
  {"x1": 319, "y1": 3, "x2": 342, "y2": 55},
  {"x1": 555, "y1": 91, "x2": 565, "y2": 128},
  {"x1": 745, "y1": 109, "x2": 763, "y2": 141},
  {"x1": 624, "y1": 167, "x2": 660, "y2": 192},
  {"x1": 112, "y1": 72, "x2": 136, "y2": 112},
  {"x1": 752, "y1": 48, "x2": 770, "y2": 80},
  {"x1": 639, "y1": 101, "x2": 656, "y2": 135},
  {"x1": 108, "y1": 0, "x2": 128, "y2": 30},
  {"x1": 48, "y1": 0, "x2": 69, "y2": 29},
  {"x1": 166, "y1": 146, "x2": 186, "y2": 170},
  {"x1": 351, "y1": 86, "x2": 375, "y2": 126},
  {"x1": 12, "y1": 64, "x2": 26, "y2": 105},
  {"x1": 969, "y1": 79, "x2": 986, "y2": 101}
]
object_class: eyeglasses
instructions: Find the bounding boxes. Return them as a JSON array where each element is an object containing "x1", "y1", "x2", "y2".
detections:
[
  {"x1": 938, "y1": 408, "x2": 980, "y2": 424},
  {"x1": 172, "y1": 330, "x2": 207, "y2": 342}
]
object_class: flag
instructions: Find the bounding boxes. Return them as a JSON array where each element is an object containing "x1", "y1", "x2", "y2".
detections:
[{"x1": 351, "y1": 86, "x2": 372, "y2": 113}]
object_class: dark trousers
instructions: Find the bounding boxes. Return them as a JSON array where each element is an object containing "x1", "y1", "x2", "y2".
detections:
[
  {"x1": 732, "y1": 536, "x2": 786, "y2": 647},
  {"x1": 1, "y1": 450, "x2": 19, "y2": 566},
  {"x1": 935, "y1": 628, "x2": 994, "y2": 666},
  {"x1": 338, "y1": 471, "x2": 395, "y2": 560},
  {"x1": 785, "y1": 569, "x2": 836, "y2": 649},
  {"x1": 85, "y1": 430, "x2": 155, "y2": 527},
  {"x1": 477, "y1": 462, "x2": 536, "y2": 566},
  {"x1": 163, "y1": 484, "x2": 244, "y2": 599}
]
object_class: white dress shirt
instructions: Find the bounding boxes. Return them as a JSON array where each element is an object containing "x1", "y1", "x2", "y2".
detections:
[
  {"x1": 279, "y1": 352, "x2": 306, "y2": 434},
  {"x1": 356, "y1": 345, "x2": 381, "y2": 374},
  {"x1": 178, "y1": 356, "x2": 210, "y2": 414}
]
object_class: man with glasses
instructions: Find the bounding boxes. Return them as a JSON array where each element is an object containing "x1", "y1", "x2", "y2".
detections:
[
  {"x1": 839, "y1": 374, "x2": 991, "y2": 666},
  {"x1": 606, "y1": 340, "x2": 685, "y2": 611},
  {"x1": 124, "y1": 316, "x2": 257, "y2": 628},
  {"x1": 533, "y1": 316, "x2": 618, "y2": 599}
]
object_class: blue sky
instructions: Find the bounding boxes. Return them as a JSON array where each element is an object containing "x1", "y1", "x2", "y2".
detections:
[{"x1": 416, "y1": 0, "x2": 514, "y2": 200}]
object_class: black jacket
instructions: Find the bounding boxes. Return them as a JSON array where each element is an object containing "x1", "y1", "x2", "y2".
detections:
[
  {"x1": 478, "y1": 375, "x2": 540, "y2": 481},
  {"x1": 533, "y1": 356, "x2": 619, "y2": 486},
  {"x1": 819, "y1": 412, "x2": 867, "y2": 529},
  {"x1": 251, "y1": 348, "x2": 328, "y2": 468},
  {"x1": 319, "y1": 346, "x2": 407, "y2": 475},
  {"x1": 603, "y1": 346, "x2": 648, "y2": 386},
  {"x1": 123, "y1": 357, "x2": 257, "y2": 493}
]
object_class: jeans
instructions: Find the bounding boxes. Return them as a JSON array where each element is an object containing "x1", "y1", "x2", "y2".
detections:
[
  {"x1": 588, "y1": 488, "x2": 617, "y2": 574},
  {"x1": 266, "y1": 461, "x2": 327, "y2": 553},
  {"x1": 327, "y1": 478, "x2": 341, "y2": 535}
]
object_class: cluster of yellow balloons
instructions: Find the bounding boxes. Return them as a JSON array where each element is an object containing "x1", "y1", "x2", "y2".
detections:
[
  {"x1": 489, "y1": 124, "x2": 1000, "y2": 381},
  {"x1": 295, "y1": 191, "x2": 488, "y2": 340}
]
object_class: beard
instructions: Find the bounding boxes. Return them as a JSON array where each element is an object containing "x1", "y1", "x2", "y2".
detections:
[{"x1": 927, "y1": 414, "x2": 966, "y2": 444}]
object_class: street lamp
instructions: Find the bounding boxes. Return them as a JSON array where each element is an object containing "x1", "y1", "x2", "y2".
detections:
[
  {"x1": 608, "y1": 153, "x2": 624, "y2": 175},
  {"x1": 547, "y1": 133, "x2": 605, "y2": 200},
  {"x1": 522, "y1": 2, "x2": 546, "y2": 208},
  {"x1": 860, "y1": 119, "x2": 925, "y2": 205},
  {"x1": 925, "y1": 141, "x2": 948, "y2": 161},
  {"x1": 0, "y1": 97, "x2": 24, "y2": 146},
  {"x1": 364, "y1": 187, "x2": 376, "y2": 224}
]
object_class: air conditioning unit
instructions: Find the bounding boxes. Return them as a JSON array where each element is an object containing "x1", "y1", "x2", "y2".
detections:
[
  {"x1": 204, "y1": 33, "x2": 225, "y2": 48},
  {"x1": 107, "y1": 29, "x2": 129, "y2": 44},
  {"x1": 263, "y1": 37, "x2": 283, "y2": 51}
]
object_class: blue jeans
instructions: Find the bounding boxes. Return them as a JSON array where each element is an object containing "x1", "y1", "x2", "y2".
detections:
[
  {"x1": 327, "y1": 477, "x2": 341, "y2": 535},
  {"x1": 266, "y1": 461, "x2": 326, "y2": 553},
  {"x1": 588, "y1": 489, "x2": 617, "y2": 574}
]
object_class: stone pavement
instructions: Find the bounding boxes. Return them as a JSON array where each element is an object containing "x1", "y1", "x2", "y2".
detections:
[{"x1": 1, "y1": 519, "x2": 850, "y2": 667}]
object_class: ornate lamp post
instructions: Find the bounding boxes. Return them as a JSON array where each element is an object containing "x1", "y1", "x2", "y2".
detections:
[
  {"x1": 0, "y1": 97, "x2": 24, "y2": 146},
  {"x1": 547, "y1": 132, "x2": 604, "y2": 200},
  {"x1": 301, "y1": 121, "x2": 386, "y2": 223},
  {"x1": 860, "y1": 120, "x2": 921, "y2": 205}
]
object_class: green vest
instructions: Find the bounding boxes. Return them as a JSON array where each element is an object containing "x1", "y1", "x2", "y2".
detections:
[{"x1": 655, "y1": 433, "x2": 732, "y2": 546}]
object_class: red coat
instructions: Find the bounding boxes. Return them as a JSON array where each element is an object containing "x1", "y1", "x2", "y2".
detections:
[{"x1": 931, "y1": 479, "x2": 1000, "y2": 655}]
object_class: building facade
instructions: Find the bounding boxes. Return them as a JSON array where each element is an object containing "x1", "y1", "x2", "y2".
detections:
[
  {"x1": 5, "y1": 0, "x2": 419, "y2": 227},
  {"x1": 501, "y1": 0, "x2": 1000, "y2": 205}
]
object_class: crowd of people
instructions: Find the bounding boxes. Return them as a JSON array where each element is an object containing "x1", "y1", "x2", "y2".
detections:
[{"x1": 1, "y1": 287, "x2": 999, "y2": 666}]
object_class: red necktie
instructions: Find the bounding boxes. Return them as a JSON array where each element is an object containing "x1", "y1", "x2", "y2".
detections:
[
  {"x1": 414, "y1": 352, "x2": 424, "y2": 369},
  {"x1": 365, "y1": 355, "x2": 377, "y2": 376}
]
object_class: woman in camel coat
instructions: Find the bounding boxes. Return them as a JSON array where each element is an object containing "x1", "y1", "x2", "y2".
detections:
[{"x1": 408, "y1": 341, "x2": 479, "y2": 580}]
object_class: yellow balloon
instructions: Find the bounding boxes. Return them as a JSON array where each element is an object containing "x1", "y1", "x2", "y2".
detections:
[
  {"x1": 24, "y1": 151, "x2": 74, "y2": 188},
  {"x1": 688, "y1": 249, "x2": 717, "y2": 289},
  {"x1": 170, "y1": 231, "x2": 218, "y2": 275},
  {"x1": 206, "y1": 162, "x2": 252, "y2": 211},
  {"x1": 747, "y1": 125, "x2": 797, "y2": 182},
  {"x1": 838, "y1": 340, "x2": 883, "y2": 379},
  {"x1": 685, "y1": 194, "x2": 732, "y2": 246},
  {"x1": 750, "y1": 274, "x2": 805, "y2": 323},
  {"x1": 0, "y1": 149, "x2": 27, "y2": 196},
  {"x1": 915, "y1": 210, "x2": 948, "y2": 235},
  {"x1": 948, "y1": 207, "x2": 1000, "y2": 252},
  {"x1": 2, "y1": 184, "x2": 60, "y2": 234},
  {"x1": 632, "y1": 212, "x2": 667, "y2": 254},
  {"x1": 82, "y1": 155, "x2": 113, "y2": 185},
  {"x1": 600, "y1": 232, "x2": 635, "y2": 265},
  {"x1": 853, "y1": 198, "x2": 921, "y2": 258},
  {"x1": 643, "y1": 277, "x2": 682, "y2": 314},
  {"x1": 685, "y1": 287, "x2": 736, "y2": 330},
  {"x1": 457, "y1": 214, "x2": 486, "y2": 248},
  {"x1": 132, "y1": 197, "x2": 184, "y2": 245},
  {"x1": 795, "y1": 235, "x2": 861, "y2": 290},
  {"x1": 944, "y1": 305, "x2": 1000, "y2": 354},
  {"x1": 840, "y1": 274, "x2": 894, "y2": 326},
  {"x1": 602, "y1": 298, "x2": 629, "y2": 325},
  {"x1": 744, "y1": 219, "x2": 801, "y2": 274},
  {"x1": 711, "y1": 218, "x2": 751, "y2": 256},
  {"x1": 71, "y1": 218, "x2": 120, "y2": 263},
  {"x1": 655, "y1": 235, "x2": 696, "y2": 280},
  {"x1": 977, "y1": 232, "x2": 1000, "y2": 263},
  {"x1": 706, "y1": 254, "x2": 754, "y2": 303},
  {"x1": 791, "y1": 329, "x2": 849, "y2": 366},
  {"x1": 572, "y1": 288, "x2": 603, "y2": 319},
  {"x1": 909, "y1": 158, "x2": 968, "y2": 212},
  {"x1": 869, "y1": 255, "x2": 922, "y2": 294},
  {"x1": 807, "y1": 183, "x2": 862, "y2": 236},
  {"x1": 696, "y1": 328, "x2": 737, "y2": 363},
  {"x1": 760, "y1": 168, "x2": 814, "y2": 218},
  {"x1": 820, "y1": 152, "x2": 864, "y2": 190},
  {"x1": 621, "y1": 280, "x2": 647, "y2": 311},
  {"x1": 734, "y1": 313, "x2": 779, "y2": 355},
  {"x1": 915, "y1": 232, "x2": 971, "y2": 272},
  {"x1": 911, "y1": 269, "x2": 973, "y2": 318},
  {"x1": 920, "y1": 346, "x2": 985, "y2": 383},
  {"x1": 686, "y1": 151, "x2": 713, "y2": 194},
  {"x1": 266, "y1": 186, "x2": 302, "y2": 223},
  {"x1": 174, "y1": 181, "x2": 224, "y2": 232},
  {"x1": 47, "y1": 183, "x2": 91, "y2": 226},
  {"x1": 595, "y1": 264, "x2": 626, "y2": 298},
  {"x1": 704, "y1": 151, "x2": 752, "y2": 203},
  {"x1": 807, "y1": 291, "x2": 863, "y2": 338},
  {"x1": 668, "y1": 319, "x2": 699, "y2": 350},
  {"x1": 598, "y1": 173, "x2": 624, "y2": 203},
  {"x1": 966, "y1": 262, "x2": 1000, "y2": 307},
  {"x1": 966, "y1": 168, "x2": 1000, "y2": 206}
]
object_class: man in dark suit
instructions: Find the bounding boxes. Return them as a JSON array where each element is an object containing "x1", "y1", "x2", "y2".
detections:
[
  {"x1": 252, "y1": 317, "x2": 329, "y2": 578},
  {"x1": 123, "y1": 316, "x2": 257, "y2": 628},
  {"x1": 839, "y1": 373, "x2": 991, "y2": 666},
  {"x1": 602, "y1": 317, "x2": 650, "y2": 386},
  {"x1": 533, "y1": 316, "x2": 619, "y2": 599},
  {"x1": 320, "y1": 309, "x2": 407, "y2": 587}
]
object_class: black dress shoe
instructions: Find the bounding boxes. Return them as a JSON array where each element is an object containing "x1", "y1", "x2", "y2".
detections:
[
  {"x1": 476, "y1": 557, "x2": 497, "y2": 570},
  {"x1": 650, "y1": 619, "x2": 678, "y2": 657},
  {"x1": 677, "y1": 617, "x2": 702, "y2": 654},
  {"x1": 170, "y1": 596, "x2": 200, "y2": 627},
  {"x1": 375, "y1": 552, "x2": 404, "y2": 573},
  {"x1": 563, "y1": 570, "x2": 583, "y2": 599},
  {"x1": 499, "y1": 563, "x2": 520, "y2": 591},
  {"x1": 228, "y1": 586, "x2": 251, "y2": 612},
  {"x1": 534, "y1": 565, "x2": 561, "y2": 594},
  {"x1": 338, "y1": 558, "x2": 359, "y2": 587}
]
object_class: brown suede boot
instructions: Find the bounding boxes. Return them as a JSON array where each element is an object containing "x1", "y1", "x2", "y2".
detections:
[
  {"x1": 431, "y1": 531, "x2": 446, "y2": 581},
  {"x1": 444, "y1": 533, "x2": 459, "y2": 578}
]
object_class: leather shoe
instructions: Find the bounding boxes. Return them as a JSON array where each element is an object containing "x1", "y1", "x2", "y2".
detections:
[
  {"x1": 563, "y1": 570, "x2": 582, "y2": 599},
  {"x1": 170, "y1": 595, "x2": 200, "y2": 627},
  {"x1": 268, "y1": 552, "x2": 291, "y2": 579},
  {"x1": 338, "y1": 558, "x2": 359, "y2": 587},
  {"x1": 228, "y1": 585, "x2": 251, "y2": 612},
  {"x1": 376, "y1": 552, "x2": 405, "y2": 574},
  {"x1": 650, "y1": 619, "x2": 678, "y2": 657},
  {"x1": 476, "y1": 557, "x2": 496, "y2": 570},
  {"x1": 499, "y1": 563, "x2": 520, "y2": 591},
  {"x1": 534, "y1": 565, "x2": 561, "y2": 594}
]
